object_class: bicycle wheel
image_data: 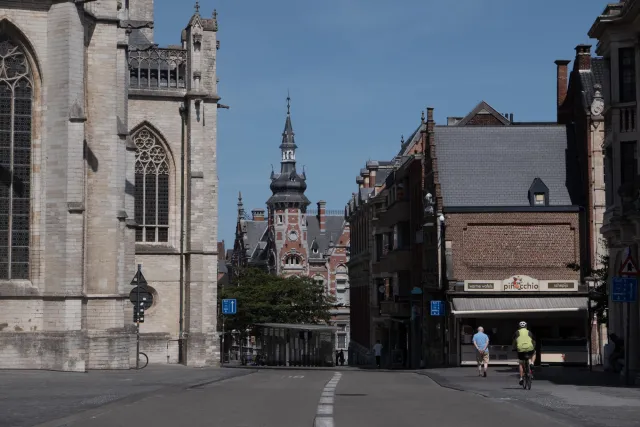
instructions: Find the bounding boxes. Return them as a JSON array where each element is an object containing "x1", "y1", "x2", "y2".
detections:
[{"x1": 137, "y1": 352, "x2": 149, "y2": 369}]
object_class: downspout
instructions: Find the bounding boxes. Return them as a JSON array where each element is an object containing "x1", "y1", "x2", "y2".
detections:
[{"x1": 179, "y1": 103, "x2": 187, "y2": 364}]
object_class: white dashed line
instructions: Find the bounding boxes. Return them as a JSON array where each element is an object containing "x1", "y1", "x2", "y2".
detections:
[{"x1": 314, "y1": 372, "x2": 341, "y2": 427}]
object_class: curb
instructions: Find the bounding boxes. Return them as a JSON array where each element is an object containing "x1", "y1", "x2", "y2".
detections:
[{"x1": 30, "y1": 369, "x2": 256, "y2": 427}]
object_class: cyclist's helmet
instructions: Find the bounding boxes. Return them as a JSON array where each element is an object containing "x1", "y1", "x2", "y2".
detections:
[{"x1": 519, "y1": 321, "x2": 527, "y2": 328}]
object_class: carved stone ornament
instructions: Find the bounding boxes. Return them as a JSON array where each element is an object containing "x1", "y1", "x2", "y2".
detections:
[
  {"x1": 591, "y1": 84, "x2": 604, "y2": 117},
  {"x1": 193, "y1": 33, "x2": 202, "y2": 47}
]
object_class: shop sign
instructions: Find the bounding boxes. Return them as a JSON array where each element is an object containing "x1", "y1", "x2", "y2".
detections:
[
  {"x1": 502, "y1": 275, "x2": 539, "y2": 291},
  {"x1": 464, "y1": 277, "x2": 579, "y2": 292}
]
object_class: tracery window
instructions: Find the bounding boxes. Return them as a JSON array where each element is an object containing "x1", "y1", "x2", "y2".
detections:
[
  {"x1": 134, "y1": 128, "x2": 169, "y2": 243},
  {"x1": 0, "y1": 34, "x2": 32, "y2": 280}
]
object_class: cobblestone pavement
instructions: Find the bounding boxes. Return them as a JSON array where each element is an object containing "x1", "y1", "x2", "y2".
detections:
[
  {"x1": 0, "y1": 365, "x2": 253, "y2": 427},
  {"x1": 420, "y1": 366, "x2": 640, "y2": 427}
]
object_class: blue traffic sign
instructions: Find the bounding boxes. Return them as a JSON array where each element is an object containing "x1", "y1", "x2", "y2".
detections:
[
  {"x1": 222, "y1": 298, "x2": 237, "y2": 315},
  {"x1": 612, "y1": 277, "x2": 638, "y2": 303},
  {"x1": 430, "y1": 300, "x2": 445, "y2": 316}
]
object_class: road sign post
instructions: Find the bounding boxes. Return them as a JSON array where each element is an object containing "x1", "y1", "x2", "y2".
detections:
[
  {"x1": 221, "y1": 299, "x2": 237, "y2": 364},
  {"x1": 613, "y1": 275, "x2": 638, "y2": 386}
]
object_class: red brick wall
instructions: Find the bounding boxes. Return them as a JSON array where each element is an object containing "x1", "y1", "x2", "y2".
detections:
[{"x1": 446, "y1": 212, "x2": 581, "y2": 281}]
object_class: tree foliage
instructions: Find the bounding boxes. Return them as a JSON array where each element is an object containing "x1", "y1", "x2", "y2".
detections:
[
  {"x1": 568, "y1": 249, "x2": 610, "y2": 324},
  {"x1": 219, "y1": 268, "x2": 336, "y2": 334}
]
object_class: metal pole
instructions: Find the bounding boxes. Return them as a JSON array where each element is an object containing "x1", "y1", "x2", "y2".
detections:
[
  {"x1": 221, "y1": 314, "x2": 225, "y2": 365},
  {"x1": 588, "y1": 308, "x2": 593, "y2": 372},
  {"x1": 625, "y1": 301, "x2": 631, "y2": 385},
  {"x1": 136, "y1": 263, "x2": 141, "y2": 370}
]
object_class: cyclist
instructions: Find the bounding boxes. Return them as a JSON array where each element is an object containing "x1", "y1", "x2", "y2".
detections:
[{"x1": 512, "y1": 321, "x2": 536, "y2": 385}]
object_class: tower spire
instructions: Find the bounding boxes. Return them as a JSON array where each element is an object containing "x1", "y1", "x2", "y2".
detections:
[
  {"x1": 279, "y1": 94, "x2": 297, "y2": 174},
  {"x1": 237, "y1": 191, "x2": 245, "y2": 219}
]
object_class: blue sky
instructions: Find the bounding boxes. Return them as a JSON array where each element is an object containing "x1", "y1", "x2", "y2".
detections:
[{"x1": 152, "y1": 0, "x2": 607, "y2": 246}]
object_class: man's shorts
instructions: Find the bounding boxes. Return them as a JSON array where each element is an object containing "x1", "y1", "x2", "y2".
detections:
[
  {"x1": 476, "y1": 351, "x2": 489, "y2": 364},
  {"x1": 517, "y1": 350, "x2": 535, "y2": 361}
]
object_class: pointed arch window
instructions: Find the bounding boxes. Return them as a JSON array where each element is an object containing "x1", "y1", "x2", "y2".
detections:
[
  {"x1": 134, "y1": 128, "x2": 169, "y2": 243},
  {"x1": 0, "y1": 34, "x2": 33, "y2": 280}
]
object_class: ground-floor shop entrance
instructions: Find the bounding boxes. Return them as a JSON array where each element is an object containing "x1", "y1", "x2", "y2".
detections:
[{"x1": 449, "y1": 296, "x2": 589, "y2": 366}]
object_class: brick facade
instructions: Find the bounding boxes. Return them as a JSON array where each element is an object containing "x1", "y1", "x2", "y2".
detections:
[{"x1": 445, "y1": 212, "x2": 581, "y2": 282}]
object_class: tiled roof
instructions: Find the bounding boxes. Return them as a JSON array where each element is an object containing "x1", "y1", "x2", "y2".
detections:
[
  {"x1": 434, "y1": 125, "x2": 573, "y2": 207},
  {"x1": 579, "y1": 58, "x2": 604, "y2": 108}
]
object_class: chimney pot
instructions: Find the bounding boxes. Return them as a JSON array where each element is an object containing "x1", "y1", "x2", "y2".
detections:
[
  {"x1": 575, "y1": 44, "x2": 592, "y2": 71},
  {"x1": 509, "y1": 113, "x2": 514, "y2": 122},
  {"x1": 251, "y1": 208, "x2": 265, "y2": 221}
]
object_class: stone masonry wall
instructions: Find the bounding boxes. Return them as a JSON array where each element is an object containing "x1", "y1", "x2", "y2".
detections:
[{"x1": 446, "y1": 212, "x2": 581, "y2": 281}]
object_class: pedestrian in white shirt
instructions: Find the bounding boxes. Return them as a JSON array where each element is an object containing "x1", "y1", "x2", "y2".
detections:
[{"x1": 373, "y1": 340, "x2": 383, "y2": 369}]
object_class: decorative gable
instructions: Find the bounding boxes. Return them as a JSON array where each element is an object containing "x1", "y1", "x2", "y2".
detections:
[{"x1": 455, "y1": 101, "x2": 511, "y2": 127}]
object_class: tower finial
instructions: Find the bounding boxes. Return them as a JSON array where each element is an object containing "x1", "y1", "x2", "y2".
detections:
[
  {"x1": 286, "y1": 90, "x2": 291, "y2": 115},
  {"x1": 400, "y1": 134, "x2": 405, "y2": 146},
  {"x1": 238, "y1": 191, "x2": 242, "y2": 202},
  {"x1": 421, "y1": 110, "x2": 425, "y2": 123},
  {"x1": 194, "y1": 1, "x2": 200, "y2": 14}
]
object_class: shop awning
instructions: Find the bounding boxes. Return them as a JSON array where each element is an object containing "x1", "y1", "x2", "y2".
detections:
[{"x1": 450, "y1": 297, "x2": 588, "y2": 316}]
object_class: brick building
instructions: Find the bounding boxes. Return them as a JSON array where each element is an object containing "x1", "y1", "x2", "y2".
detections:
[
  {"x1": 232, "y1": 98, "x2": 351, "y2": 353},
  {"x1": 0, "y1": 1, "x2": 222, "y2": 370},
  {"x1": 423, "y1": 103, "x2": 589, "y2": 366}
]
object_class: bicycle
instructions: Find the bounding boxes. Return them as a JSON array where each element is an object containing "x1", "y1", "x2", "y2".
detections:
[
  {"x1": 520, "y1": 356, "x2": 532, "y2": 390},
  {"x1": 137, "y1": 351, "x2": 149, "y2": 370}
]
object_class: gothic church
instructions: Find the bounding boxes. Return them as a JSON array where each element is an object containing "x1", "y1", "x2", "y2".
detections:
[{"x1": 0, "y1": 0, "x2": 220, "y2": 371}]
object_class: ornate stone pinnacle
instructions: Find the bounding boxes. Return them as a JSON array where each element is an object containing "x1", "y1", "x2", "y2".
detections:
[{"x1": 195, "y1": 1, "x2": 200, "y2": 14}]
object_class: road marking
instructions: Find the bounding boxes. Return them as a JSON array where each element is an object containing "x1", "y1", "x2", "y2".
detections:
[{"x1": 314, "y1": 372, "x2": 341, "y2": 427}]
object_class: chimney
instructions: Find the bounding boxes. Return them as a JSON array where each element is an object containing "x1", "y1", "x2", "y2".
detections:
[
  {"x1": 575, "y1": 44, "x2": 592, "y2": 71},
  {"x1": 509, "y1": 113, "x2": 514, "y2": 123},
  {"x1": 356, "y1": 175, "x2": 364, "y2": 189},
  {"x1": 427, "y1": 107, "x2": 435, "y2": 131},
  {"x1": 361, "y1": 168, "x2": 370, "y2": 188},
  {"x1": 251, "y1": 208, "x2": 265, "y2": 221},
  {"x1": 317, "y1": 201, "x2": 326, "y2": 233},
  {"x1": 554, "y1": 59, "x2": 571, "y2": 108},
  {"x1": 366, "y1": 160, "x2": 379, "y2": 188}
]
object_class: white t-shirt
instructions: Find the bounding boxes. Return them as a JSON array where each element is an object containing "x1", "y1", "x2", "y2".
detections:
[{"x1": 373, "y1": 343, "x2": 383, "y2": 356}]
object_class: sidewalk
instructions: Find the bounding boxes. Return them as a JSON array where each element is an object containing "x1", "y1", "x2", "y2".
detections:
[
  {"x1": 420, "y1": 366, "x2": 640, "y2": 427},
  {"x1": 0, "y1": 365, "x2": 253, "y2": 427}
]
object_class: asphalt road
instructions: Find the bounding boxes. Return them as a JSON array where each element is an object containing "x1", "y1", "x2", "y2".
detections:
[{"x1": 30, "y1": 370, "x2": 576, "y2": 427}]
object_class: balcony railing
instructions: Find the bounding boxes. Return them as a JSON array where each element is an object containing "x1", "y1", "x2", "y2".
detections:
[
  {"x1": 380, "y1": 300, "x2": 411, "y2": 318},
  {"x1": 618, "y1": 103, "x2": 637, "y2": 133},
  {"x1": 129, "y1": 47, "x2": 188, "y2": 91}
]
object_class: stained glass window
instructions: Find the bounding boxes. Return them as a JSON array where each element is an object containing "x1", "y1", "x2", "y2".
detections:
[
  {"x1": 0, "y1": 34, "x2": 32, "y2": 280},
  {"x1": 134, "y1": 128, "x2": 169, "y2": 243}
]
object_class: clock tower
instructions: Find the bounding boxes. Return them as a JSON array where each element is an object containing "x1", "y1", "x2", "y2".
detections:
[{"x1": 266, "y1": 96, "x2": 311, "y2": 276}]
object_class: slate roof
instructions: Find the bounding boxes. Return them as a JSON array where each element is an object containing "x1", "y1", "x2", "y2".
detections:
[
  {"x1": 307, "y1": 215, "x2": 347, "y2": 260},
  {"x1": 579, "y1": 57, "x2": 604, "y2": 108},
  {"x1": 434, "y1": 125, "x2": 573, "y2": 207}
]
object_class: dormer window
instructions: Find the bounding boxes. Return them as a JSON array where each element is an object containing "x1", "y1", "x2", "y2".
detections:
[
  {"x1": 277, "y1": 215, "x2": 284, "y2": 224},
  {"x1": 313, "y1": 247, "x2": 319, "y2": 254},
  {"x1": 528, "y1": 178, "x2": 549, "y2": 207}
]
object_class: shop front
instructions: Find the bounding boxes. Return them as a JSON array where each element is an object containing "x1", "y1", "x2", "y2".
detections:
[{"x1": 449, "y1": 275, "x2": 589, "y2": 366}]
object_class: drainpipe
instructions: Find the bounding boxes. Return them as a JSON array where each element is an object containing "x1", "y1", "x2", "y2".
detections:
[{"x1": 178, "y1": 103, "x2": 187, "y2": 364}]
